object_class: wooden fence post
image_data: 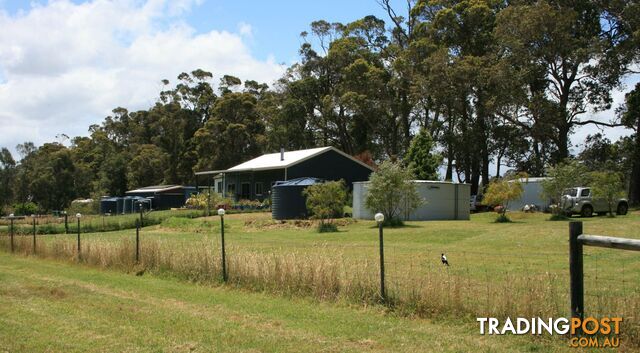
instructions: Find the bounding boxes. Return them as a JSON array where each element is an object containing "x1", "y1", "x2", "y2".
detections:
[
  {"x1": 135, "y1": 219, "x2": 140, "y2": 263},
  {"x1": 569, "y1": 221, "x2": 584, "y2": 320},
  {"x1": 64, "y1": 212, "x2": 68, "y2": 234},
  {"x1": 77, "y1": 216, "x2": 81, "y2": 261},
  {"x1": 32, "y1": 216, "x2": 36, "y2": 254},
  {"x1": 10, "y1": 217, "x2": 14, "y2": 253}
]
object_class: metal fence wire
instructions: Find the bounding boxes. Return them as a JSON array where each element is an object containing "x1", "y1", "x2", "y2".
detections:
[{"x1": 1, "y1": 219, "x2": 639, "y2": 344}]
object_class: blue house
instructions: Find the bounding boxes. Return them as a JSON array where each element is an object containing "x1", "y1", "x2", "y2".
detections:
[{"x1": 195, "y1": 147, "x2": 374, "y2": 201}]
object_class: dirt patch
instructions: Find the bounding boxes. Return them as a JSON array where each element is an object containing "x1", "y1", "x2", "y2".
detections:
[{"x1": 243, "y1": 218, "x2": 356, "y2": 231}]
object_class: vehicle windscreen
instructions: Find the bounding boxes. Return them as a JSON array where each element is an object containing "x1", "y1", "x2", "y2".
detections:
[{"x1": 563, "y1": 188, "x2": 578, "y2": 197}]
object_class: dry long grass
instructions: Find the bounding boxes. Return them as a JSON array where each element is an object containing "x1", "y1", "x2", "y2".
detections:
[{"x1": 2, "y1": 232, "x2": 639, "y2": 348}]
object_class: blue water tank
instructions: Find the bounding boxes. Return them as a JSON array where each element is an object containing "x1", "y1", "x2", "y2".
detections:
[
  {"x1": 123, "y1": 196, "x2": 136, "y2": 214},
  {"x1": 115, "y1": 197, "x2": 125, "y2": 214},
  {"x1": 271, "y1": 177, "x2": 323, "y2": 220},
  {"x1": 100, "y1": 197, "x2": 118, "y2": 214}
]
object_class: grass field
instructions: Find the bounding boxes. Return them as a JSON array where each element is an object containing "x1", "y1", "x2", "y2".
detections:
[
  {"x1": 0, "y1": 209, "x2": 204, "y2": 235},
  {"x1": 0, "y1": 253, "x2": 585, "y2": 352},
  {"x1": 2, "y1": 211, "x2": 640, "y2": 350}
]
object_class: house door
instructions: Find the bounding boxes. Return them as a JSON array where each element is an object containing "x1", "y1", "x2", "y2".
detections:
[{"x1": 241, "y1": 183, "x2": 251, "y2": 199}]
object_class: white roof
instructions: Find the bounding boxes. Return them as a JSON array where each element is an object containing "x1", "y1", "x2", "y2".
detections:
[
  {"x1": 354, "y1": 180, "x2": 469, "y2": 185},
  {"x1": 196, "y1": 146, "x2": 373, "y2": 175},
  {"x1": 126, "y1": 185, "x2": 183, "y2": 193},
  {"x1": 512, "y1": 177, "x2": 551, "y2": 183}
]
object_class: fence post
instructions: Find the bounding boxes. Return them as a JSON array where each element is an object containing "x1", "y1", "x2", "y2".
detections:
[
  {"x1": 374, "y1": 213, "x2": 386, "y2": 302},
  {"x1": 135, "y1": 219, "x2": 140, "y2": 263},
  {"x1": 9, "y1": 216, "x2": 14, "y2": 253},
  {"x1": 378, "y1": 221, "x2": 386, "y2": 302},
  {"x1": 76, "y1": 214, "x2": 82, "y2": 261},
  {"x1": 32, "y1": 215, "x2": 36, "y2": 254},
  {"x1": 218, "y1": 208, "x2": 227, "y2": 282},
  {"x1": 569, "y1": 221, "x2": 584, "y2": 321},
  {"x1": 64, "y1": 212, "x2": 68, "y2": 234}
]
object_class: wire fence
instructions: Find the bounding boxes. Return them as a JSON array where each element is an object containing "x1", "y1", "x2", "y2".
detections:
[
  {"x1": 1, "y1": 219, "x2": 639, "y2": 346},
  {"x1": 0, "y1": 209, "x2": 205, "y2": 235}
]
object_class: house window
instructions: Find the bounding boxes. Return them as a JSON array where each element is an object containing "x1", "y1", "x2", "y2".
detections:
[
  {"x1": 227, "y1": 183, "x2": 235, "y2": 194},
  {"x1": 217, "y1": 181, "x2": 223, "y2": 193},
  {"x1": 255, "y1": 182, "x2": 263, "y2": 196},
  {"x1": 580, "y1": 188, "x2": 590, "y2": 197}
]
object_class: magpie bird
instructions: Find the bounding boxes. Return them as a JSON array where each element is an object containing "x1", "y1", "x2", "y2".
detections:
[{"x1": 441, "y1": 253, "x2": 449, "y2": 266}]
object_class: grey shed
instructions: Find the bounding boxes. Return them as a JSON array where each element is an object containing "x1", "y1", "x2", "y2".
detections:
[{"x1": 352, "y1": 180, "x2": 470, "y2": 221}]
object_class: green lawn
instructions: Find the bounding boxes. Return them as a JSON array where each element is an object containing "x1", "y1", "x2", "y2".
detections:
[{"x1": 0, "y1": 253, "x2": 576, "y2": 353}]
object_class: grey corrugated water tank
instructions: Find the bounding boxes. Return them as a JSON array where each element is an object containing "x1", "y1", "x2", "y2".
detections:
[
  {"x1": 352, "y1": 180, "x2": 471, "y2": 221},
  {"x1": 271, "y1": 177, "x2": 323, "y2": 220}
]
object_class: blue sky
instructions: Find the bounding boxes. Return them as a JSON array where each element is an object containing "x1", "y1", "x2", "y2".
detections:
[
  {"x1": 0, "y1": 0, "x2": 636, "y2": 160},
  {"x1": 185, "y1": 1, "x2": 396, "y2": 63},
  {"x1": 1, "y1": 0, "x2": 397, "y2": 64}
]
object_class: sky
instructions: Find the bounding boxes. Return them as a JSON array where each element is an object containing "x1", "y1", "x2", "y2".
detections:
[{"x1": 0, "y1": 0, "x2": 637, "y2": 160}]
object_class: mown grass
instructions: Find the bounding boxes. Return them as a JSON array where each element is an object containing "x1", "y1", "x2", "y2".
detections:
[
  {"x1": 2, "y1": 211, "x2": 640, "y2": 349},
  {"x1": 0, "y1": 253, "x2": 582, "y2": 352}
]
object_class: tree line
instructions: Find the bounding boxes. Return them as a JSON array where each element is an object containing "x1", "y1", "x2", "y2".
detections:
[{"x1": 1, "y1": 0, "x2": 639, "y2": 213}]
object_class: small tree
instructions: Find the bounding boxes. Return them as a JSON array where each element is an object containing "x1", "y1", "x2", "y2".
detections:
[
  {"x1": 483, "y1": 174, "x2": 525, "y2": 222},
  {"x1": 365, "y1": 161, "x2": 422, "y2": 225},
  {"x1": 590, "y1": 171, "x2": 624, "y2": 217},
  {"x1": 303, "y1": 180, "x2": 347, "y2": 232},
  {"x1": 404, "y1": 128, "x2": 442, "y2": 180},
  {"x1": 541, "y1": 160, "x2": 590, "y2": 215},
  {"x1": 12, "y1": 201, "x2": 38, "y2": 216}
]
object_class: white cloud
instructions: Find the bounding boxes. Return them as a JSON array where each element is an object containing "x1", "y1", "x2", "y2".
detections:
[
  {"x1": 0, "y1": 0, "x2": 285, "y2": 156},
  {"x1": 238, "y1": 22, "x2": 253, "y2": 37}
]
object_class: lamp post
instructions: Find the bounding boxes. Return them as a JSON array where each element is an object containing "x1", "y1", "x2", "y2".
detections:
[
  {"x1": 138, "y1": 201, "x2": 144, "y2": 227},
  {"x1": 31, "y1": 214, "x2": 36, "y2": 254},
  {"x1": 218, "y1": 208, "x2": 227, "y2": 282},
  {"x1": 76, "y1": 213, "x2": 82, "y2": 260},
  {"x1": 375, "y1": 212, "x2": 386, "y2": 302},
  {"x1": 8, "y1": 213, "x2": 15, "y2": 253}
]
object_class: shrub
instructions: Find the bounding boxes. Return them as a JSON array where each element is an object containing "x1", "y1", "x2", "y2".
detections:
[
  {"x1": 185, "y1": 191, "x2": 222, "y2": 210},
  {"x1": 495, "y1": 214, "x2": 512, "y2": 223},
  {"x1": 590, "y1": 171, "x2": 624, "y2": 217},
  {"x1": 303, "y1": 180, "x2": 347, "y2": 232},
  {"x1": 12, "y1": 202, "x2": 38, "y2": 216},
  {"x1": 365, "y1": 161, "x2": 422, "y2": 226},
  {"x1": 237, "y1": 199, "x2": 262, "y2": 209},
  {"x1": 483, "y1": 174, "x2": 525, "y2": 222},
  {"x1": 541, "y1": 160, "x2": 590, "y2": 215}
]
